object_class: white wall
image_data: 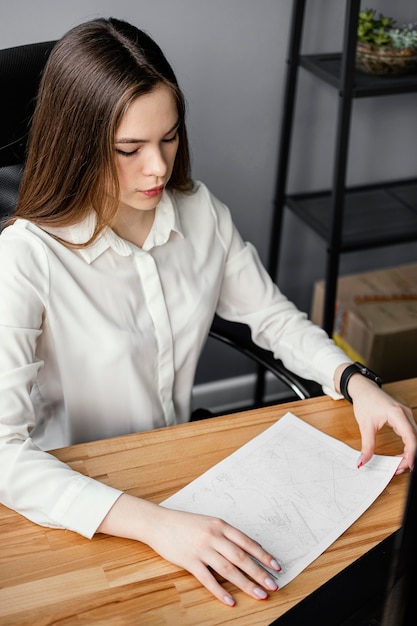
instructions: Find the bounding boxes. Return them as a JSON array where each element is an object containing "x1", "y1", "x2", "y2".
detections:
[{"x1": 2, "y1": 0, "x2": 417, "y2": 383}]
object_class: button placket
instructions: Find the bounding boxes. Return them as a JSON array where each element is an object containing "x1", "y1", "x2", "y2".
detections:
[{"x1": 133, "y1": 250, "x2": 176, "y2": 426}]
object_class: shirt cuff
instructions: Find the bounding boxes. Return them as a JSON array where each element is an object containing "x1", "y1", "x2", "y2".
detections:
[
  {"x1": 50, "y1": 474, "x2": 123, "y2": 539},
  {"x1": 319, "y1": 353, "x2": 353, "y2": 400}
]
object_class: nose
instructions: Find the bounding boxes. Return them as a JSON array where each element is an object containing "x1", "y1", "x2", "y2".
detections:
[{"x1": 143, "y1": 145, "x2": 167, "y2": 178}]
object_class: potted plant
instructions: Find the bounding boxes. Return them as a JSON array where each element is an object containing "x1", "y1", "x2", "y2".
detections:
[{"x1": 356, "y1": 9, "x2": 417, "y2": 75}]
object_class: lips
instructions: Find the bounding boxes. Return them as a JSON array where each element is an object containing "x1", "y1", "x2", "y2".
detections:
[{"x1": 142, "y1": 185, "x2": 165, "y2": 198}]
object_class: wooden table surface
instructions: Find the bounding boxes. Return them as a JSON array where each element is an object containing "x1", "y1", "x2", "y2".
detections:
[{"x1": 0, "y1": 378, "x2": 416, "y2": 626}]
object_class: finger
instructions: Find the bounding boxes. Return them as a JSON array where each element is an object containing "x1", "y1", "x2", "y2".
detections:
[
  {"x1": 397, "y1": 446, "x2": 416, "y2": 473},
  {"x1": 356, "y1": 419, "x2": 376, "y2": 467},
  {"x1": 387, "y1": 405, "x2": 417, "y2": 471},
  {"x1": 395, "y1": 458, "x2": 407, "y2": 475},
  {"x1": 191, "y1": 561, "x2": 237, "y2": 606},
  {"x1": 204, "y1": 549, "x2": 278, "y2": 601},
  {"x1": 396, "y1": 437, "x2": 416, "y2": 474},
  {"x1": 223, "y1": 524, "x2": 281, "y2": 574},
  {"x1": 217, "y1": 529, "x2": 280, "y2": 593}
]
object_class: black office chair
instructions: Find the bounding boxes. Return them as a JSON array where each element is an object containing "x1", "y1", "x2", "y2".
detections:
[
  {"x1": 0, "y1": 41, "x2": 57, "y2": 221},
  {"x1": 0, "y1": 40, "x2": 323, "y2": 409}
]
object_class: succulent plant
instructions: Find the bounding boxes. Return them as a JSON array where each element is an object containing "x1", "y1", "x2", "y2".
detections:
[
  {"x1": 357, "y1": 9, "x2": 417, "y2": 50},
  {"x1": 388, "y1": 23, "x2": 417, "y2": 49}
]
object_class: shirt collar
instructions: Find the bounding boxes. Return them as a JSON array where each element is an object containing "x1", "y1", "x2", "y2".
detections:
[
  {"x1": 47, "y1": 190, "x2": 184, "y2": 264},
  {"x1": 141, "y1": 189, "x2": 183, "y2": 251}
]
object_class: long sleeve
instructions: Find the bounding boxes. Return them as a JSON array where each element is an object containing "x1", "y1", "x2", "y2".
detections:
[
  {"x1": 0, "y1": 229, "x2": 122, "y2": 537},
  {"x1": 210, "y1": 200, "x2": 349, "y2": 397}
]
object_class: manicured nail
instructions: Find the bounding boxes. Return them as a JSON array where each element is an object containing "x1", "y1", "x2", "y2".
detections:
[
  {"x1": 264, "y1": 577, "x2": 278, "y2": 591},
  {"x1": 223, "y1": 594, "x2": 235, "y2": 606},
  {"x1": 253, "y1": 587, "x2": 268, "y2": 600},
  {"x1": 270, "y1": 558, "x2": 281, "y2": 571},
  {"x1": 357, "y1": 454, "x2": 364, "y2": 469}
]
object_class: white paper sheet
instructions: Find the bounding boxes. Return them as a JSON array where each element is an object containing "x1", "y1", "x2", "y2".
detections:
[{"x1": 162, "y1": 412, "x2": 401, "y2": 587}]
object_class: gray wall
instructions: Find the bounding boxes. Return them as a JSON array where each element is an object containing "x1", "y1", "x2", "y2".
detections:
[{"x1": 2, "y1": 0, "x2": 417, "y2": 383}]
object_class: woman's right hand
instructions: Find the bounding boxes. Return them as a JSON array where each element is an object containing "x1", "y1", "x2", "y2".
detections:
[{"x1": 97, "y1": 493, "x2": 281, "y2": 606}]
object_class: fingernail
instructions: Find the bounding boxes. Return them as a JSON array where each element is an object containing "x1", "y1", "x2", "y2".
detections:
[
  {"x1": 270, "y1": 558, "x2": 281, "y2": 571},
  {"x1": 223, "y1": 594, "x2": 235, "y2": 606},
  {"x1": 253, "y1": 587, "x2": 268, "y2": 600},
  {"x1": 357, "y1": 454, "x2": 364, "y2": 469},
  {"x1": 264, "y1": 577, "x2": 278, "y2": 591},
  {"x1": 395, "y1": 467, "x2": 405, "y2": 475}
]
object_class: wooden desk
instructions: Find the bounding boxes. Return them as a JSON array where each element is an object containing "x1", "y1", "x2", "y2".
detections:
[{"x1": 0, "y1": 378, "x2": 416, "y2": 626}]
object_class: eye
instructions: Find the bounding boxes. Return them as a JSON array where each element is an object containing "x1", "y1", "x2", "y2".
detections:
[
  {"x1": 115, "y1": 148, "x2": 138, "y2": 157},
  {"x1": 162, "y1": 132, "x2": 179, "y2": 144}
]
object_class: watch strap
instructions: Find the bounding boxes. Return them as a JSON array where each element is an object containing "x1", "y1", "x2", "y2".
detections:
[{"x1": 340, "y1": 362, "x2": 383, "y2": 403}]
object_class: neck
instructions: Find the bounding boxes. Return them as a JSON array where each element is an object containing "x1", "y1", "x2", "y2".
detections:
[{"x1": 111, "y1": 206, "x2": 156, "y2": 248}]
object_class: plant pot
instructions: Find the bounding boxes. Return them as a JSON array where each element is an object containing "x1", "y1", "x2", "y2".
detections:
[{"x1": 356, "y1": 41, "x2": 417, "y2": 76}]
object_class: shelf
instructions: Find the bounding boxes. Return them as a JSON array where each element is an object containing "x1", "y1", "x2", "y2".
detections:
[
  {"x1": 300, "y1": 54, "x2": 417, "y2": 97},
  {"x1": 266, "y1": 0, "x2": 417, "y2": 341},
  {"x1": 286, "y1": 178, "x2": 417, "y2": 251}
]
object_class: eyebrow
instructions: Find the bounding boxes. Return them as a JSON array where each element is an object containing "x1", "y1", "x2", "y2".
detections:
[{"x1": 115, "y1": 119, "x2": 180, "y2": 145}]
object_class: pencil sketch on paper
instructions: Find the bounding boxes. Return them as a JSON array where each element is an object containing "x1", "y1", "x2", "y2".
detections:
[{"x1": 162, "y1": 412, "x2": 401, "y2": 587}]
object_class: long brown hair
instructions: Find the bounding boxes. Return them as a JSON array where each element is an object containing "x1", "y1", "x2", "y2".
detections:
[{"x1": 11, "y1": 18, "x2": 193, "y2": 244}]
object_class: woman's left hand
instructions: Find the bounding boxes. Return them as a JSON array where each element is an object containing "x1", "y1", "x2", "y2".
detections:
[{"x1": 335, "y1": 364, "x2": 417, "y2": 473}]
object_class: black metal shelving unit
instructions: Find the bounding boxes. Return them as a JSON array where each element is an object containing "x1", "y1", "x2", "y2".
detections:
[
  {"x1": 255, "y1": 0, "x2": 417, "y2": 403},
  {"x1": 300, "y1": 53, "x2": 417, "y2": 97},
  {"x1": 268, "y1": 0, "x2": 417, "y2": 333}
]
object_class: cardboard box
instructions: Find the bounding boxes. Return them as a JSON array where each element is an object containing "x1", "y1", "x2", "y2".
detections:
[{"x1": 311, "y1": 263, "x2": 417, "y2": 382}]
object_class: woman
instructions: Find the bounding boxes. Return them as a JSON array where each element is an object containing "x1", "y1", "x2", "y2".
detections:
[{"x1": 0, "y1": 18, "x2": 415, "y2": 607}]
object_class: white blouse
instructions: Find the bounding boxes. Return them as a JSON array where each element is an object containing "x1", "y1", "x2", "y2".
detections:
[{"x1": 0, "y1": 181, "x2": 348, "y2": 537}]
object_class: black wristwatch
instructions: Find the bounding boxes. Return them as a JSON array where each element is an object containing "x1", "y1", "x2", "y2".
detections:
[{"x1": 340, "y1": 362, "x2": 383, "y2": 403}]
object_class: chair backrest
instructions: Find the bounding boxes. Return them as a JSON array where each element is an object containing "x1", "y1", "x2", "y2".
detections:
[{"x1": 0, "y1": 40, "x2": 56, "y2": 221}]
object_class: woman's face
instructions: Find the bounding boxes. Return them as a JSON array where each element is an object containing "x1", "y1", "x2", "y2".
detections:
[{"x1": 114, "y1": 84, "x2": 179, "y2": 214}]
